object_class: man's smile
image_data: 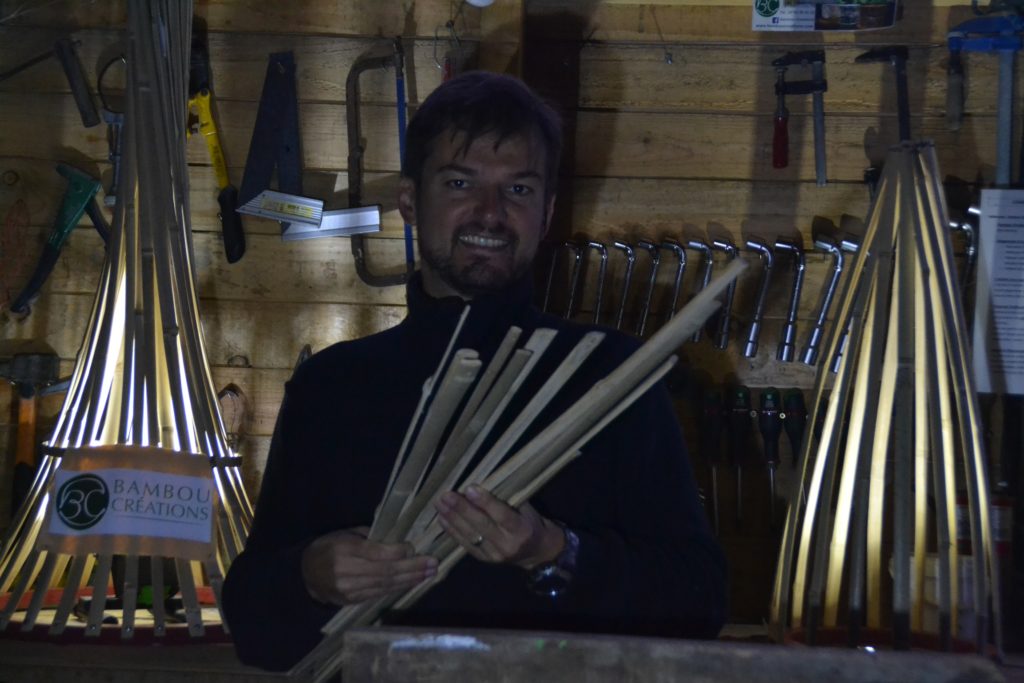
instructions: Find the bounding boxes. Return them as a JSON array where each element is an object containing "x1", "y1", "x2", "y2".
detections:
[{"x1": 457, "y1": 233, "x2": 511, "y2": 249}]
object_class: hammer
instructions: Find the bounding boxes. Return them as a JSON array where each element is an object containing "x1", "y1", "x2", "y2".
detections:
[{"x1": 1, "y1": 341, "x2": 61, "y2": 514}]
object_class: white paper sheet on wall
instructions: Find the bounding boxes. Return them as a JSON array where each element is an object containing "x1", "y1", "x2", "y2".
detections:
[
  {"x1": 752, "y1": 1, "x2": 898, "y2": 32},
  {"x1": 972, "y1": 188, "x2": 1024, "y2": 395}
]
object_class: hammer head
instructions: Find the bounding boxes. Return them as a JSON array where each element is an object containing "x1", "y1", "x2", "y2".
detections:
[{"x1": 0, "y1": 340, "x2": 61, "y2": 390}]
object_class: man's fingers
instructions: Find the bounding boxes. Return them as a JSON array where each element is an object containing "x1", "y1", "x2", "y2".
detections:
[{"x1": 465, "y1": 485, "x2": 522, "y2": 530}]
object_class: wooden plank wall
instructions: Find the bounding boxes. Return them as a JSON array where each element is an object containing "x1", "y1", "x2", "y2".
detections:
[{"x1": 0, "y1": 0, "x2": 996, "y2": 623}]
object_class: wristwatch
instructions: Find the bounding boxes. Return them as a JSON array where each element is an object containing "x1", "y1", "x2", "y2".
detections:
[{"x1": 528, "y1": 524, "x2": 579, "y2": 598}]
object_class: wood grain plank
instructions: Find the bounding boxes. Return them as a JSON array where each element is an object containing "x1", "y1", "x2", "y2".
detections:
[
  {"x1": 0, "y1": 157, "x2": 410, "y2": 238},
  {"x1": 7, "y1": 92, "x2": 1009, "y2": 183},
  {"x1": 0, "y1": 293, "x2": 407, "y2": 370},
  {"x1": 578, "y1": 43, "x2": 1012, "y2": 116},
  {"x1": 524, "y1": 4, "x2": 976, "y2": 45},
  {"x1": 0, "y1": 28, "x2": 450, "y2": 105},
  {"x1": 0, "y1": 0, "x2": 483, "y2": 39}
]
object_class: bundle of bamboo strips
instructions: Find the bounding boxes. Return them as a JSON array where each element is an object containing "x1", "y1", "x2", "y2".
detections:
[
  {"x1": 770, "y1": 143, "x2": 1001, "y2": 656},
  {"x1": 292, "y1": 257, "x2": 747, "y2": 682},
  {"x1": 0, "y1": 0, "x2": 252, "y2": 639}
]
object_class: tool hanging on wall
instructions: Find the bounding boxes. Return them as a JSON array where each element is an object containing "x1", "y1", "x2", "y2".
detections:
[
  {"x1": 348, "y1": 39, "x2": 410, "y2": 286},
  {"x1": 1, "y1": 342, "x2": 60, "y2": 515},
  {"x1": 775, "y1": 238, "x2": 806, "y2": 362},
  {"x1": 947, "y1": 14, "x2": 1024, "y2": 186},
  {"x1": 759, "y1": 387, "x2": 784, "y2": 527},
  {"x1": 687, "y1": 239, "x2": 714, "y2": 342},
  {"x1": 8, "y1": 164, "x2": 102, "y2": 315},
  {"x1": 659, "y1": 239, "x2": 686, "y2": 323},
  {"x1": 727, "y1": 384, "x2": 755, "y2": 526},
  {"x1": 711, "y1": 238, "x2": 738, "y2": 349},
  {"x1": 97, "y1": 54, "x2": 126, "y2": 208},
  {"x1": 187, "y1": 20, "x2": 245, "y2": 263},
  {"x1": 743, "y1": 237, "x2": 775, "y2": 358},
  {"x1": 701, "y1": 383, "x2": 724, "y2": 535},
  {"x1": 238, "y1": 51, "x2": 329, "y2": 238},
  {"x1": 562, "y1": 241, "x2": 584, "y2": 319},
  {"x1": 612, "y1": 240, "x2": 636, "y2": 331},
  {"x1": 802, "y1": 234, "x2": 845, "y2": 366},
  {"x1": 0, "y1": 38, "x2": 99, "y2": 127},
  {"x1": 586, "y1": 241, "x2": 608, "y2": 324},
  {"x1": 635, "y1": 239, "x2": 661, "y2": 336},
  {"x1": 855, "y1": 46, "x2": 911, "y2": 143},
  {"x1": 783, "y1": 388, "x2": 807, "y2": 468},
  {"x1": 772, "y1": 50, "x2": 828, "y2": 187}
]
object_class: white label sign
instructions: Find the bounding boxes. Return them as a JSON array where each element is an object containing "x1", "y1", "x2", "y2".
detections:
[
  {"x1": 50, "y1": 468, "x2": 213, "y2": 544},
  {"x1": 972, "y1": 189, "x2": 1024, "y2": 395},
  {"x1": 39, "y1": 446, "x2": 216, "y2": 560},
  {"x1": 752, "y1": 1, "x2": 815, "y2": 31}
]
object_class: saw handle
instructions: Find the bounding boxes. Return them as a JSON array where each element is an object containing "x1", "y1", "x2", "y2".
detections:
[
  {"x1": 773, "y1": 112, "x2": 789, "y2": 168},
  {"x1": 218, "y1": 185, "x2": 246, "y2": 263}
]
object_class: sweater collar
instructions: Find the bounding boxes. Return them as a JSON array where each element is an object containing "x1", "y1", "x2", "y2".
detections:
[{"x1": 404, "y1": 271, "x2": 539, "y2": 351}]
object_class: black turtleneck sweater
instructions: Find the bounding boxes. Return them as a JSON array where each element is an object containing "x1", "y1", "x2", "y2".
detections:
[{"x1": 221, "y1": 273, "x2": 727, "y2": 671}]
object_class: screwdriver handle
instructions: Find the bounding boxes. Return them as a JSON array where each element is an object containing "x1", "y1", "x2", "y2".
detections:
[
  {"x1": 701, "y1": 389, "x2": 724, "y2": 466},
  {"x1": 773, "y1": 113, "x2": 789, "y2": 169},
  {"x1": 727, "y1": 385, "x2": 754, "y2": 466},
  {"x1": 783, "y1": 388, "x2": 807, "y2": 465},
  {"x1": 759, "y1": 387, "x2": 784, "y2": 467}
]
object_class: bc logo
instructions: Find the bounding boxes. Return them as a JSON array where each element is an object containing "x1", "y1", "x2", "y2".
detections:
[
  {"x1": 754, "y1": 0, "x2": 780, "y2": 18},
  {"x1": 56, "y1": 474, "x2": 109, "y2": 530}
]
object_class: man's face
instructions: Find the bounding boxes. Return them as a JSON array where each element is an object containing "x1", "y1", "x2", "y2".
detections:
[{"x1": 398, "y1": 129, "x2": 555, "y2": 299}]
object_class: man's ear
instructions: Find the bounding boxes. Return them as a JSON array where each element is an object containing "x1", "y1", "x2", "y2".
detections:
[{"x1": 397, "y1": 177, "x2": 417, "y2": 225}]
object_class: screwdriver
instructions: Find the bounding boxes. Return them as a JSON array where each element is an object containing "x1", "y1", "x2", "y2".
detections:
[
  {"x1": 727, "y1": 385, "x2": 755, "y2": 526},
  {"x1": 700, "y1": 386, "x2": 724, "y2": 534},
  {"x1": 783, "y1": 389, "x2": 807, "y2": 467},
  {"x1": 759, "y1": 388, "x2": 784, "y2": 526}
]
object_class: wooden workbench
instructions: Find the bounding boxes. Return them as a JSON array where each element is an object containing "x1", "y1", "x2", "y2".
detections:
[{"x1": 0, "y1": 627, "x2": 1015, "y2": 683}]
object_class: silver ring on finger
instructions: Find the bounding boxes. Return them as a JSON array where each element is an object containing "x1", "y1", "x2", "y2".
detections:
[{"x1": 471, "y1": 534, "x2": 484, "y2": 546}]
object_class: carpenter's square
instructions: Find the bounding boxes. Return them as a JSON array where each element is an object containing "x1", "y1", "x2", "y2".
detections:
[
  {"x1": 947, "y1": 14, "x2": 1024, "y2": 185},
  {"x1": 188, "y1": 21, "x2": 245, "y2": 263},
  {"x1": 9, "y1": 164, "x2": 101, "y2": 314},
  {"x1": 0, "y1": 38, "x2": 99, "y2": 127},
  {"x1": 759, "y1": 387, "x2": 784, "y2": 526},
  {"x1": 238, "y1": 52, "x2": 324, "y2": 231},
  {"x1": 772, "y1": 50, "x2": 828, "y2": 186},
  {"x1": 726, "y1": 384, "x2": 755, "y2": 526}
]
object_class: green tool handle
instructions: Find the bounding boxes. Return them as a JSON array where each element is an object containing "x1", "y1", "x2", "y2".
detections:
[{"x1": 9, "y1": 164, "x2": 100, "y2": 313}]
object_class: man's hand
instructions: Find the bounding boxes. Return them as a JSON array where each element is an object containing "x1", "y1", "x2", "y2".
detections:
[
  {"x1": 434, "y1": 485, "x2": 565, "y2": 570},
  {"x1": 301, "y1": 527, "x2": 438, "y2": 606}
]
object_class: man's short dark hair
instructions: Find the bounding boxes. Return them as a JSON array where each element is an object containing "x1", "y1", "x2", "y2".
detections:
[{"x1": 402, "y1": 71, "x2": 563, "y2": 201}]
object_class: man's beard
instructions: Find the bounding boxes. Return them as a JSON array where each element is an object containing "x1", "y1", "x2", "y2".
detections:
[{"x1": 421, "y1": 223, "x2": 531, "y2": 298}]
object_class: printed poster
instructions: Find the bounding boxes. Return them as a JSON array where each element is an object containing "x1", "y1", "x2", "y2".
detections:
[{"x1": 753, "y1": 1, "x2": 898, "y2": 32}]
